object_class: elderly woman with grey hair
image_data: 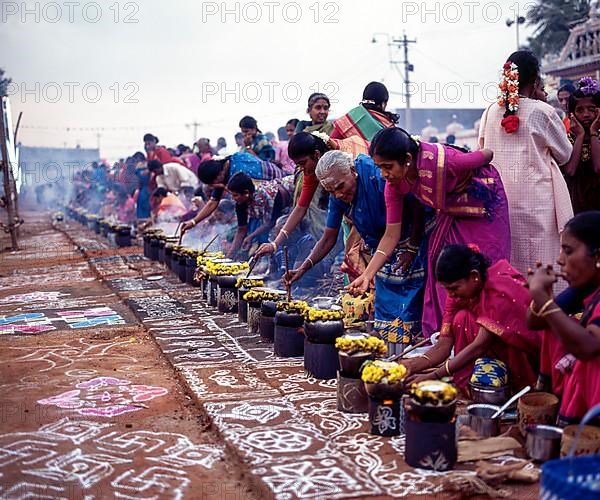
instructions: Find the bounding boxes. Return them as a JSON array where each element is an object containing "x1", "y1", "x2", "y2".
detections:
[{"x1": 284, "y1": 150, "x2": 432, "y2": 354}]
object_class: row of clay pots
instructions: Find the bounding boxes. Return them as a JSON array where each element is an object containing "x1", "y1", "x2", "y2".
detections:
[{"x1": 66, "y1": 206, "x2": 131, "y2": 246}]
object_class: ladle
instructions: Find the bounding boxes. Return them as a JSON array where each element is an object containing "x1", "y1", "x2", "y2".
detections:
[{"x1": 491, "y1": 385, "x2": 531, "y2": 419}]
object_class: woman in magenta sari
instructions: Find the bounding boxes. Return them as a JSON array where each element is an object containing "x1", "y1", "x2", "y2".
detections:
[
  {"x1": 527, "y1": 211, "x2": 600, "y2": 423},
  {"x1": 348, "y1": 127, "x2": 511, "y2": 336},
  {"x1": 404, "y1": 244, "x2": 541, "y2": 391}
]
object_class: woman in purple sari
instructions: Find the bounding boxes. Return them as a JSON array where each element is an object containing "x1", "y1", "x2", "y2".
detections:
[{"x1": 348, "y1": 127, "x2": 511, "y2": 336}]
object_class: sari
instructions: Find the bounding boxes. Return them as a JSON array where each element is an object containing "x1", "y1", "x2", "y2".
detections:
[
  {"x1": 540, "y1": 286, "x2": 600, "y2": 423},
  {"x1": 440, "y1": 260, "x2": 541, "y2": 390},
  {"x1": 385, "y1": 142, "x2": 511, "y2": 336},
  {"x1": 210, "y1": 152, "x2": 283, "y2": 201},
  {"x1": 295, "y1": 121, "x2": 334, "y2": 135},
  {"x1": 245, "y1": 176, "x2": 295, "y2": 244},
  {"x1": 251, "y1": 134, "x2": 276, "y2": 161},
  {"x1": 326, "y1": 155, "x2": 431, "y2": 350},
  {"x1": 563, "y1": 135, "x2": 600, "y2": 214},
  {"x1": 331, "y1": 105, "x2": 395, "y2": 145}
]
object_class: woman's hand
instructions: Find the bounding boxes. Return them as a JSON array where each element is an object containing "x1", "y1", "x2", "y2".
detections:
[
  {"x1": 570, "y1": 114, "x2": 586, "y2": 138},
  {"x1": 241, "y1": 235, "x2": 253, "y2": 251},
  {"x1": 481, "y1": 148, "x2": 494, "y2": 163},
  {"x1": 255, "y1": 242, "x2": 275, "y2": 258},
  {"x1": 345, "y1": 274, "x2": 371, "y2": 296},
  {"x1": 180, "y1": 220, "x2": 195, "y2": 235},
  {"x1": 283, "y1": 267, "x2": 307, "y2": 287},
  {"x1": 591, "y1": 109, "x2": 600, "y2": 136},
  {"x1": 526, "y1": 261, "x2": 557, "y2": 302},
  {"x1": 406, "y1": 370, "x2": 439, "y2": 385},
  {"x1": 393, "y1": 251, "x2": 415, "y2": 273}
]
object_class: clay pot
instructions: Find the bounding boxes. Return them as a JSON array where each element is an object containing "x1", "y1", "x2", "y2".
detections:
[
  {"x1": 274, "y1": 310, "x2": 304, "y2": 328},
  {"x1": 115, "y1": 226, "x2": 131, "y2": 247},
  {"x1": 338, "y1": 351, "x2": 375, "y2": 378},
  {"x1": 208, "y1": 277, "x2": 218, "y2": 307},
  {"x1": 238, "y1": 289, "x2": 249, "y2": 323},
  {"x1": 261, "y1": 300, "x2": 278, "y2": 317},
  {"x1": 218, "y1": 283, "x2": 238, "y2": 313},
  {"x1": 364, "y1": 381, "x2": 405, "y2": 401},
  {"x1": 217, "y1": 275, "x2": 239, "y2": 288},
  {"x1": 304, "y1": 319, "x2": 344, "y2": 344},
  {"x1": 248, "y1": 304, "x2": 261, "y2": 334},
  {"x1": 407, "y1": 398, "x2": 457, "y2": 423},
  {"x1": 274, "y1": 311, "x2": 304, "y2": 357},
  {"x1": 259, "y1": 315, "x2": 275, "y2": 342},
  {"x1": 178, "y1": 254, "x2": 188, "y2": 282},
  {"x1": 185, "y1": 256, "x2": 197, "y2": 286}
]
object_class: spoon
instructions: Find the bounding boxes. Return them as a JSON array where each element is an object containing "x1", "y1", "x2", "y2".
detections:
[{"x1": 491, "y1": 385, "x2": 531, "y2": 419}]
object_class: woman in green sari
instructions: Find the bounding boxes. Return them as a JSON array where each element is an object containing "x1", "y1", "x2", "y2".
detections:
[
  {"x1": 331, "y1": 82, "x2": 399, "y2": 146},
  {"x1": 295, "y1": 93, "x2": 334, "y2": 135}
]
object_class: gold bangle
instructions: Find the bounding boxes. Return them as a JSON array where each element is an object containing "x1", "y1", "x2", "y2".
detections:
[
  {"x1": 418, "y1": 354, "x2": 432, "y2": 363},
  {"x1": 190, "y1": 219, "x2": 197, "y2": 227},
  {"x1": 541, "y1": 307, "x2": 562, "y2": 318},
  {"x1": 530, "y1": 298, "x2": 554, "y2": 317},
  {"x1": 271, "y1": 241, "x2": 277, "y2": 252},
  {"x1": 306, "y1": 257, "x2": 315, "y2": 268},
  {"x1": 375, "y1": 249, "x2": 388, "y2": 258},
  {"x1": 445, "y1": 360, "x2": 452, "y2": 376},
  {"x1": 281, "y1": 229, "x2": 289, "y2": 238},
  {"x1": 537, "y1": 299, "x2": 555, "y2": 316}
]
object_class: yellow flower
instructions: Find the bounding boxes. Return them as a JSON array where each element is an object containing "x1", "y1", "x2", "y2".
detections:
[
  {"x1": 360, "y1": 360, "x2": 407, "y2": 384},
  {"x1": 335, "y1": 336, "x2": 387, "y2": 356},
  {"x1": 304, "y1": 307, "x2": 345, "y2": 322},
  {"x1": 276, "y1": 300, "x2": 308, "y2": 313},
  {"x1": 236, "y1": 278, "x2": 264, "y2": 288}
]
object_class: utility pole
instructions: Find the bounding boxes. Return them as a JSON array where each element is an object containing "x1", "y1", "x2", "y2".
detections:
[
  {"x1": 372, "y1": 32, "x2": 416, "y2": 132},
  {"x1": 0, "y1": 97, "x2": 19, "y2": 250},
  {"x1": 506, "y1": 6, "x2": 525, "y2": 50},
  {"x1": 186, "y1": 121, "x2": 201, "y2": 144}
]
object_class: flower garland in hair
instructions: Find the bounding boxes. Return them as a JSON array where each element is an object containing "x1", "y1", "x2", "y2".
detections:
[
  {"x1": 578, "y1": 76, "x2": 600, "y2": 96},
  {"x1": 310, "y1": 130, "x2": 330, "y2": 143},
  {"x1": 498, "y1": 61, "x2": 520, "y2": 134}
]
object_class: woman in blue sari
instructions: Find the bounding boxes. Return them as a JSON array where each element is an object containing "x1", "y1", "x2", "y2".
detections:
[
  {"x1": 181, "y1": 151, "x2": 282, "y2": 234},
  {"x1": 285, "y1": 151, "x2": 433, "y2": 353},
  {"x1": 239, "y1": 115, "x2": 276, "y2": 161}
]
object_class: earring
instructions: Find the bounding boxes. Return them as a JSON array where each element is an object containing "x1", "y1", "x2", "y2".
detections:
[{"x1": 596, "y1": 262, "x2": 600, "y2": 269}]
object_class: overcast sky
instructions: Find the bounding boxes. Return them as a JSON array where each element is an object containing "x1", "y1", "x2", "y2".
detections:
[{"x1": 2, "y1": 0, "x2": 537, "y2": 160}]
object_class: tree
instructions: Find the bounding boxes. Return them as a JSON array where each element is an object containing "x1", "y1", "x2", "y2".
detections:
[
  {"x1": 0, "y1": 67, "x2": 11, "y2": 96},
  {"x1": 526, "y1": 0, "x2": 590, "y2": 58}
]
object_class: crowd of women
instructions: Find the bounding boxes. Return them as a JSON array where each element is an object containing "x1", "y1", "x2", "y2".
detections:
[{"x1": 69, "y1": 49, "x2": 600, "y2": 423}]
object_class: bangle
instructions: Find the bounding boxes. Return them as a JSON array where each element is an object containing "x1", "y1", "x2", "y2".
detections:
[
  {"x1": 271, "y1": 241, "x2": 277, "y2": 252},
  {"x1": 375, "y1": 249, "x2": 388, "y2": 258},
  {"x1": 190, "y1": 219, "x2": 197, "y2": 227},
  {"x1": 306, "y1": 257, "x2": 315, "y2": 268},
  {"x1": 407, "y1": 243, "x2": 419, "y2": 252},
  {"x1": 530, "y1": 298, "x2": 554, "y2": 317},
  {"x1": 541, "y1": 307, "x2": 562, "y2": 318},
  {"x1": 417, "y1": 354, "x2": 432, "y2": 363},
  {"x1": 405, "y1": 247, "x2": 418, "y2": 255},
  {"x1": 445, "y1": 360, "x2": 452, "y2": 376},
  {"x1": 280, "y1": 229, "x2": 290, "y2": 239}
]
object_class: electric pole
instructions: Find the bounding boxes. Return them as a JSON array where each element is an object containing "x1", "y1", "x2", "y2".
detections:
[
  {"x1": 186, "y1": 121, "x2": 201, "y2": 144},
  {"x1": 372, "y1": 32, "x2": 416, "y2": 132},
  {"x1": 395, "y1": 32, "x2": 416, "y2": 132}
]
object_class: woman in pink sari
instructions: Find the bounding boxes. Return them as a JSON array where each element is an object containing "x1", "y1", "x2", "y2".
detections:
[
  {"x1": 404, "y1": 244, "x2": 540, "y2": 390},
  {"x1": 349, "y1": 127, "x2": 511, "y2": 336},
  {"x1": 527, "y1": 211, "x2": 600, "y2": 423}
]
